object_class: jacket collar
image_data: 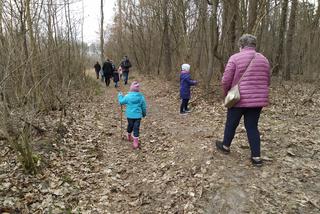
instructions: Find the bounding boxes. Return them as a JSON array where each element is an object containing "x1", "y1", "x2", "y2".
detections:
[
  {"x1": 181, "y1": 70, "x2": 190, "y2": 74},
  {"x1": 240, "y1": 46, "x2": 256, "y2": 52}
]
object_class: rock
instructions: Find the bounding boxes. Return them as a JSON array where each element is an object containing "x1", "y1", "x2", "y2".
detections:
[
  {"x1": 2, "y1": 182, "x2": 11, "y2": 189},
  {"x1": 206, "y1": 186, "x2": 249, "y2": 214}
]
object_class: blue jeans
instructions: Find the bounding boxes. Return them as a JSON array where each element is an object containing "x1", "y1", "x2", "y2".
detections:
[
  {"x1": 127, "y1": 118, "x2": 141, "y2": 137},
  {"x1": 223, "y1": 107, "x2": 262, "y2": 157},
  {"x1": 123, "y1": 71, "x2": 129, "y2": 85}
]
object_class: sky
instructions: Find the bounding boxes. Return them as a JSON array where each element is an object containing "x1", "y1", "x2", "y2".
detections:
[{"x1": 72, "y1": 0, "x2": 117, "y2": 44}]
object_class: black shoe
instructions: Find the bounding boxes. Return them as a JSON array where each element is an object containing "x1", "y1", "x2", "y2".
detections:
[
  {"x1": 251, "y1": 157, "x2": 263, "y2": 167},
  {"x1": 215, "y1": 141, "x2": 230, "y2": 154},
  {"x1": 180, "y1": 111, "x2": 188, "y2": 115}
]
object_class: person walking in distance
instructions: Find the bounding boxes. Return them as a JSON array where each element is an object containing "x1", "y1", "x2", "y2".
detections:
[
  {"x1": 120, "y1": 56, "x2": 132, "y2": 85},
  {"x1": 93, "y1": 61, "x2": 101, "y2": 79},
  {"x1": 102, "y1": 59, "x2": 114, "y2": 87}
]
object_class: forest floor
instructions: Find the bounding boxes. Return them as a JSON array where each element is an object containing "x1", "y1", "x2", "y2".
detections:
[{"x1": 1, "y1": 71, "x2": 320, "y2": 214}]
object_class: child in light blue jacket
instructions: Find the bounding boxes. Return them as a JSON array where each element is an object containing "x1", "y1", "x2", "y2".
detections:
[{"x1": 118, "y1": 81, "x2": 147, "y2": 149}]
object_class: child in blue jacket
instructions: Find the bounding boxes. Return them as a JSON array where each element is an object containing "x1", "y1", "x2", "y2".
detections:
[
  {"x1": 180, "y1": 64, "x2": 197, "y2": 115},
  {"x1": 118, "y1": 81, "x2": 147, "y2": 149}
]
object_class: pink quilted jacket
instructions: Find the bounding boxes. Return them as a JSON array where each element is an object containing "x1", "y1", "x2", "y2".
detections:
[{"x1": 222, "y1": 47, "x2": 270, "y2": 107}]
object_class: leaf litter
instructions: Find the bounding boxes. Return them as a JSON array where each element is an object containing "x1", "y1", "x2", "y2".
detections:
[{"x1": 0, "y1": 75, "x2": 319, "y2": 213}]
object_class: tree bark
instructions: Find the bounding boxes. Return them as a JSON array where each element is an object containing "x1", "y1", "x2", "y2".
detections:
[
  {"x1": 100, "y1": 0, "x2": 104, "y2": 64},
  {"x1": 248, "y1": 0, "x2": 258, "y2": 33},
  {"x1": 117, "y1": 0, "x2": 123, "y2": 58},
  {"x1": 205, "y1": 0, "x2": 219, "y2": 91},
  {"x1": 284, "y1": 0, "x2": 298, "y2": 80},
  {"x1": 273, "y1": 0, "x2": 288, "y2": 77},
  {"x1": 163, "y1": 0, "x2": 172, "y2": 80}
]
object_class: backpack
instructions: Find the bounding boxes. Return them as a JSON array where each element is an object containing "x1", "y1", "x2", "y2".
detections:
[{"x1": 122, "y1": 59, "x2": 132, "y2": 69}]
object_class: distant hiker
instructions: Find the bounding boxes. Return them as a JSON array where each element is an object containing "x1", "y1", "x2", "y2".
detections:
[
  {"x1": 215, "y1": 34, "x2": 270, "y2": 167},
  {"x1": 111, "y1": 60, "x2": 116, "y2": 73},
  {"x1": 118, "y1": 66, "x2": 123, "y2": 79},
  {"x1": 102, "y1": 59, "x2": 114, "y2": 87},
  {"x1": 180, "y1": 63, "x2": 197, "y2": 115},
  {"x1": 120, "y1": 56, "x2": 132, "y2": 85},
  {"x1": 94, "y1": 62, "x2": 101, "y2": 79},
  {"x1": 118, "y1": 81, "x2": 147, "y2": 149},
  {"x1": 113, "y1": 66, "x2": 120, "y2": 88},
  {"x1": 100, "y1": 69, "x2": 104, "y2": 82}
]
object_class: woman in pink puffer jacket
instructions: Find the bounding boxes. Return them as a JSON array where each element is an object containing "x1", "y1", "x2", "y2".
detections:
[{"x1": 216, "y1": 34, "x2": 270, "y2": 167}]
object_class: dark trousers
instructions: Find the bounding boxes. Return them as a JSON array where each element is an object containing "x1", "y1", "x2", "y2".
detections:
[
  {"x1": 123, "y1": 71, "x2": 129, "y2": 85},
  {"x1": 105, "y1": 77, "x2": 111, "y2": 86},
  {"x1": 95, "y1": 71, "x2": 99, "y2": 79},
  {"x1": 127, "y1": 118, "x2": 141, "y2": 137},
  {"x1": 222, "y1": 107, "x2": 262, "y2": 157},
  {"x1": 180, "y1": 99, "x2": 189, "y2": 113}
]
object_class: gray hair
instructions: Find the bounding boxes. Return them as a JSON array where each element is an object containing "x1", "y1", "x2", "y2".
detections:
[{"x1": 238, "y1": 34, "x2": 257, "y2": 48}]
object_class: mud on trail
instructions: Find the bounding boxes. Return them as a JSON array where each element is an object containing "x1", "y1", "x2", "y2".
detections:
[{"x1": 1, "y1": 73, "x2": 320, "y2": 213}]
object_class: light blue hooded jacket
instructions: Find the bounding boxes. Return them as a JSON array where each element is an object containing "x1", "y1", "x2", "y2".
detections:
[{"x1": 118, "y1": 92, "x2": 147, "y2": 119}]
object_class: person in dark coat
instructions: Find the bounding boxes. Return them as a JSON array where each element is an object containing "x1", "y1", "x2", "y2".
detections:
[
  {"x1": 120, "y1": 56, "x2": 132, "y2": 85},
  {"x1": 102, "y1": 59, "x2": 114, "y2": 87},
  {"x1": 180, "y1": 64, "x2": 197, "y2": 115},
  {"x1": 94, "y1": 62, "x2": 101, "y2": 79}
]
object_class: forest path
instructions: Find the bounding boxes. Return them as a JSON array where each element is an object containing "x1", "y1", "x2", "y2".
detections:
[
  {"x1": 69, "y1": 72, "x2": 319, "y2": 213},
  {"x1": 1, "y1": 71, "x2": 319, "y2": 213}
]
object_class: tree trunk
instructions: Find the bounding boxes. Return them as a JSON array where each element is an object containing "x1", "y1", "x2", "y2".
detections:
[
  {"x1": 248, "y1": 0, "x2": 258, "y2": 33},
  {"x1": 117, "y1": 0, "x2": 123, "y2": 58},
  {"x1": 100, "y1": 0, "x2": 104, "y2": 64},
  {"x1": 273, "y1": 0, "x2": 288, "y2": 77},
  {"x1": 205, "y1": 0, "x2": 219, "y2": 91},
  {"x1": 284, "y1": 0, "x2": 298, "y2": 80},
  {"x1": 195, "y1": 0, "x2": 207, "y2": 73},
  {"x1": 163, "y1": 0, "x2": 172, "y2": 80},
  {"x1": 0, "y1": 0, "x2": 3, "y2": 38}
]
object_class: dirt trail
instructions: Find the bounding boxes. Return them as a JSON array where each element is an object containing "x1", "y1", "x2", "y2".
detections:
[
  {"x1": 1, "y1": 72, "x2": 319, "y2": 213},
  {"x1": 66, "y1": 73, "x2": 319, "y2": 213}
]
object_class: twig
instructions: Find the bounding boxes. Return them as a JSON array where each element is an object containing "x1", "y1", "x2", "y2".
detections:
[
  {"x1": 18, "y1": 117, "x2": 46, "y2": 134},
  {"x1": 120, "y1": 105, "x2": 123, "y2": 140},
  {"x1": 302, "y1": 85, "x2": 320, "y2": 105}
]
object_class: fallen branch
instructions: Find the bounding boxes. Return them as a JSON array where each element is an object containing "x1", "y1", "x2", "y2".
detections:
[
  {"x1": 18, "y1": 117, "x2": 46, "y2": 134},
  {"x1": 302, "y1": 85, "x2": 320, "y2": 105}
]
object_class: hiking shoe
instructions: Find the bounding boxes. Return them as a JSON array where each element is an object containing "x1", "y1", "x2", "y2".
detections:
[
  {"x1": 251, "y1": 157, "x2": 263, "y2": 167},
  {"x1": 180, "y1": 111, "x2": 188, "y2": 115},
  {"x1": 127, "y1": 133, "x2": 133, "y2": 142},
  {"x1": 185, "y1": 109, "x2": 192, "y2": 113},
  {"x1": 133, "y1": 137, "x2": 140, "y2": 149},
  {"x1": 215, "y1": 141, "x2": 230, "y2": 154}
]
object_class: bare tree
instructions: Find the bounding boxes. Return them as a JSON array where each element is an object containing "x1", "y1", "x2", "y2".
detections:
[
  {"x1": 162, "y1": 0, "x2": 172, "y2": 80},
  {"x1": 100, "y1": 0, "x2": 104, "y2": 64},
  {"x1": 284, "y1": 0, "x2": 298, "y2": 80},
  {"x1": 248, "y1": 0, "x2": 258, "y2": 33},
  {"x1": 106, "y1": 0, "x2": 320, "y2": 83},
  {"x1": 273, "y1": 0, "x2": 288, "y2": 77},
  {"x1": 205, "y1": 0, "x2": 219, "y2": 91}
]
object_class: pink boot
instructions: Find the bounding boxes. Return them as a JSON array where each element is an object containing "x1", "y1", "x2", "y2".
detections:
[
  {"x1": 127, "y1": 133, "x2": 133, "y2": 142},
  {"x1": 133, "y1": 137, "x2": 140, "y2": 149}
]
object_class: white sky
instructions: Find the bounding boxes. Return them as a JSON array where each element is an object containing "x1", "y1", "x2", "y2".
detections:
[{"x1": 73, "y1": 0, "x2": 117, "y2": 44}]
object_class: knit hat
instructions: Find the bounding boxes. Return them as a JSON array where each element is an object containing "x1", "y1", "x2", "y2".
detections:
[
  {"x1": 130, "y1": 81, "x2": 140, "y2": 92},
  {"x1": 181, "y1": 64, "x2": 190, "y2": 72}
]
